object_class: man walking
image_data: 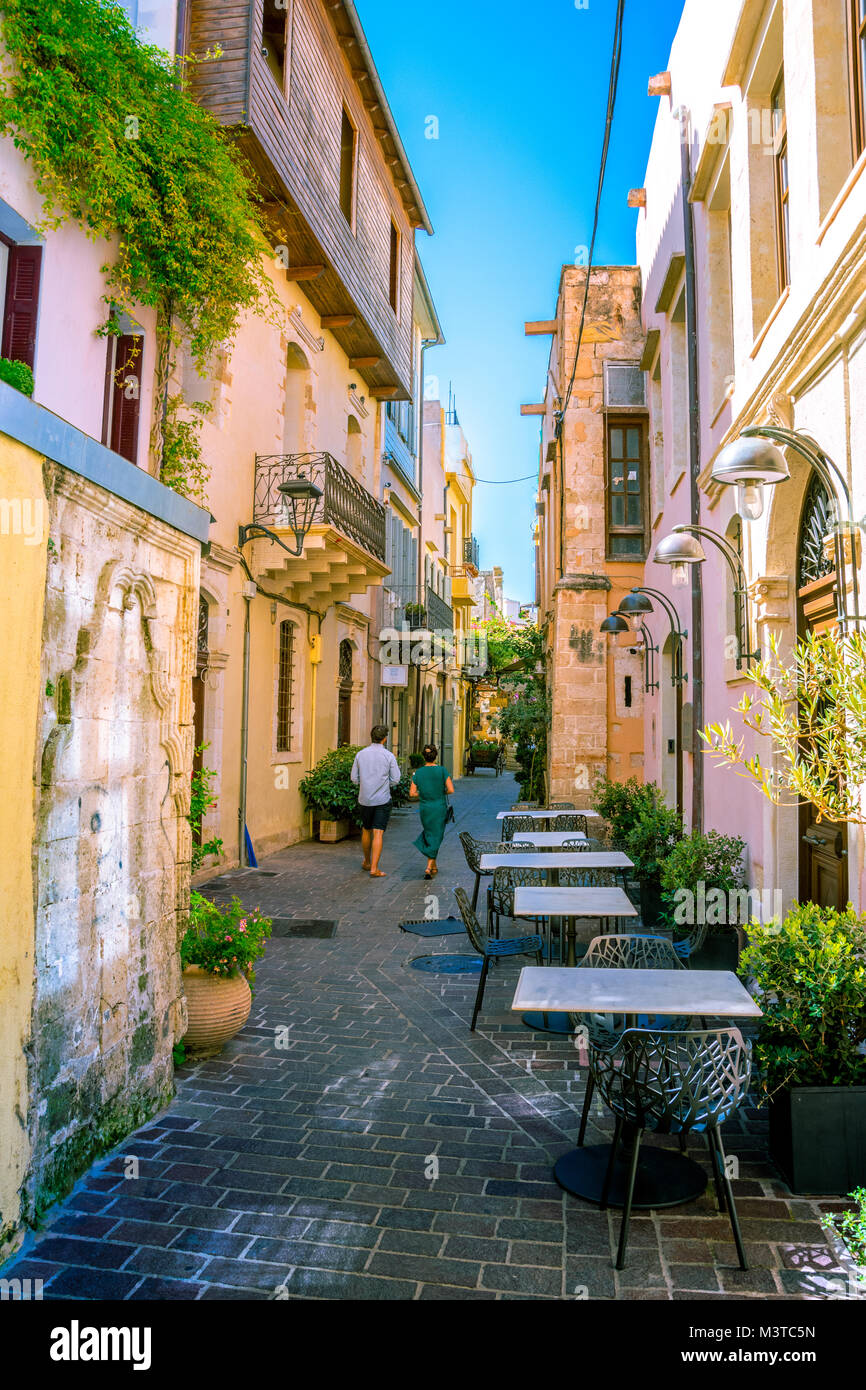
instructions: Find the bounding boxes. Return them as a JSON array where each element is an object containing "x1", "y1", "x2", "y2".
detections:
[{"x1": 351, "y1": 725, "x2": 401, "y2": 877}]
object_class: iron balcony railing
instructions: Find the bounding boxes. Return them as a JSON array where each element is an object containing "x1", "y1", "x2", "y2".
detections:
[
  {"x1": 381, "y1": 583, "x2": 453, "y2": 634},
  {"x1": 426, "y1": 583, "x2": 454, "y2": 634},
  {"x1": 254, "y1": 452, "x2": 386, "y2": 563},
  {"x1": 463, "y1": 535, "x2": 480, "y2": 571}
]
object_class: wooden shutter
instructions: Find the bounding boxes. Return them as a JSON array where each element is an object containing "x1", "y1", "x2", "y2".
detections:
[
  {"x1": 1, "y1": 245, "x2": 42, "y2": 370},
  {"x1": 107, "y1": 334, "x2": 143, "y2": 464}
]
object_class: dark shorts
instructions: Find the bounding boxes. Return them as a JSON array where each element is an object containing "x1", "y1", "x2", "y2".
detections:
[{"x1": 359, "y1": 801, "x2": 392, "y2": 832}]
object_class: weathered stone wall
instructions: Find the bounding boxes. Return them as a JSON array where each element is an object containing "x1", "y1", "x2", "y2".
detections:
[{"x1": 24, "y1": 463, "x2": 199, "y2": 1221}]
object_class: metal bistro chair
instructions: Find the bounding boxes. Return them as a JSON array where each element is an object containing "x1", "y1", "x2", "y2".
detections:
[
  {"x1": 458, "y1": 832, "x2": 535, "y2": 911},
  {"x1": 487, "y1": 865, "x2": 547, "y2": 941},
  {"x1": 501, "y1": 813, "x2": 535, "y2": 844},
  {"x1": 511, "y1": 802, "x2": 541, "y2": 811},
  {"x1": 572, "y1": 933, "x2": 686, "y2": 1147},
  {"x1": 548, "y1": 801, "x2": 576, "y2": 810},
  {"x1": 594, "y1": 1027, "x2": 752, "y2": 1271},
  {"x1": 454, "y1": 887, "x2": 544, "y2": 1032},
  {"x1": 552, "y1": 813, "x2": 588, "y2": 835}
]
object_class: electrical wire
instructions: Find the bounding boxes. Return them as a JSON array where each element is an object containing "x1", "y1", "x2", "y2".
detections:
[{"x1": 473, "y1": 473, "x2": 538, "y2": 484}]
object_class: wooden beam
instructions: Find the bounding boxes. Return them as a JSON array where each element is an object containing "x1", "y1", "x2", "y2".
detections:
[
  {"x1": 321, "y1": 314, "x2": 356, "y2": 329},
  {"x1": 288, "y1": 265, "x2": 326, "y2": 283},
  {"x1": 525, "y1": 320, "x2": 557, "y2": 336},
  {"x1": 350, "y1": 356, "x2": 381, "y2": 369},
  {"x1": 370, "y1": 386, "x2": 400, "y2": 400},
  {"x1": 521, "y1": 404, "x2": 546, "y2": 416},
  {"x1": 648, "y1": 71, "x2": 671, "y2": 97},
  {"x1": 628, "y1": 188, "x2": 647, "y2": 208}
]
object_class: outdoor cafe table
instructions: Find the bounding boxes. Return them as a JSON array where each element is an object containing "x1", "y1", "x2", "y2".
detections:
[
  {"x1": 497, "y1": 809, "x2": 601, "y2": 821},
  {"x1": 479, "y1": 853, "x2": 632, "y2": 874},
  {"x1": 513, "y1": 884, "x2": 638, "y2": 1035},
  {"x1": 511, "y1": 966, "x2": 763, "y2": 1208},
  {"x1": 521, "y1": 831, "x2": 589, "y2": 847}
]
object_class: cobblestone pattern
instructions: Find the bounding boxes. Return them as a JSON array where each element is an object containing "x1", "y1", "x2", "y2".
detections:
[{"x1": 1, "y1": 774, "x2": 857, "y2": 1301}]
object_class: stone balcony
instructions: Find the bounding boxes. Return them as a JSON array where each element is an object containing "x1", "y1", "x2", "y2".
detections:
[{"x1": 251, "y1": 452, "x2": 389, "y2": 610}]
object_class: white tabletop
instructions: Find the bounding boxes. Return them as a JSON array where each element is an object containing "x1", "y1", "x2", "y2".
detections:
[
  {"x1": 497, "y1": 809, "x2": 601, "y2": 821},
  {"x1": 521, "y1": 831, "x2": 588, "y2": 847},
  {"x1": 511, "y1": 967, "x2": 762, "y2": 1018},
  {"x1": 481, "y1": 853, "x2": 632, "y2": 871},
  {"x1": 514, "y1": 886, "x2": 637, "y2": 918}
]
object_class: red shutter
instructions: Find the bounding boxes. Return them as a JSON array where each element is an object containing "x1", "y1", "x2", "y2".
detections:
[
  {"x1": 2, "y1": 245, "x2": 42, "y2": 370},
  {"x1": 108, "y1": 334, "x2": 143, "y2": 464}
]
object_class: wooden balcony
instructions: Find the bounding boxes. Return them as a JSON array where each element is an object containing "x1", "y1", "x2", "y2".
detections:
[
  {"x1": 251, "y1": 452, "x2": 388, "y2": 608},
  {"x1": 187, "y1": 0, "x2": 430, "y2": 401}
]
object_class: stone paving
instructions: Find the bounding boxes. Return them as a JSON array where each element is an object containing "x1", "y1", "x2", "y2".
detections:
[{"x1": 1, "y1": 773, "x2": 857, "y2": 1300}]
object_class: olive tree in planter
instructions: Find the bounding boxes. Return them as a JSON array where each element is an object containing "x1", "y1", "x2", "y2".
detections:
[{"x1": 703, "y1": 629, "x2": 866, "y2": 1194}]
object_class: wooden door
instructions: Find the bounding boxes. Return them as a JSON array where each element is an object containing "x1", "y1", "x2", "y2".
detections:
[{"x1": 797, "y1": 479, "x2": 848, "y2": 907}]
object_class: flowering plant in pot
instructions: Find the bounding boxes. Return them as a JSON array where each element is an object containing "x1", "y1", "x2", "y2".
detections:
[
  {"x1": 180, "y1": 893, "x2": 272, "y2": 1052},
  {"x1": 738, "y1": 902, "x2": 866, "y2": 1193}
]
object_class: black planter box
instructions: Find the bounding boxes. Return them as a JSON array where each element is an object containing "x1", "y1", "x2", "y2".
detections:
[
  {"x1": 639, "y1": 878, "x2": 662, "y2": 930},
  {"x1": 769, "y1": 1085, "x2": 866, "y2": 1194}
]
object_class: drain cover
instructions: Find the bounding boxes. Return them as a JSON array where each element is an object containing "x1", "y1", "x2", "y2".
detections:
[
  {"x1": 270, "y1": 919, "x2": 337, "y2": 939},
  {"x1": 409, "y1": 954, "x2": 483, "y2": 974}
]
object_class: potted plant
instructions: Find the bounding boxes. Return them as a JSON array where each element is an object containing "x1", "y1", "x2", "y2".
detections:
[
  {"x1": 0, "y1": 356, "x2": 35, "y2": 396},
  {"x1": 189, "y1": 743, "x2": 224, "y2": 873},
  {"x1": 404, "y1": 601, "x2": 428, "y2": 629},
  {"x1": 659, "y1": 828, "x2": 747, "y2": 965},
  {"x1": 624, "y1": 800, "x2": 683, "y2": 929},
  {"x1": 738, "y1": 902, "x2": 866, "y2": 1194},
  {"x1": 299, "y1": 745, "x2": 362, "y2": 841},
  {"x1": 181, "y1": 893, "x2": 272, "y2": 1053},
  {"x1": 590, "y1": 774, "x2": 664, "y2": 850},
  {"x1": 821, "y1": 1189, "x2": 866, "y2": 1296}
]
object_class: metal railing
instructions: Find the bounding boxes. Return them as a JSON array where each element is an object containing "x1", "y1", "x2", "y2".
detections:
[
  {"x1": 254, "y1": 452, "x2": 386, "y2": 562},
  {"x1": 426, "y1": 584, "x2": 454, "y2": 634},
  {"x1": 463, "y1": 535, "x2": 480, "y2": 570}
]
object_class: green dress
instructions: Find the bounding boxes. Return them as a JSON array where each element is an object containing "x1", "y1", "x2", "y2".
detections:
[{"x1": 412, "y1": 765, "x2": 451, "y2": 859}]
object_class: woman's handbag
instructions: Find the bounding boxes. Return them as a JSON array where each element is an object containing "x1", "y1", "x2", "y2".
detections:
[{"x1": 444, "y1": 789, "x2": 455, "y2": 826}]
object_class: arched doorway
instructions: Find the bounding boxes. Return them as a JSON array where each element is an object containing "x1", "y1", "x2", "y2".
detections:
[
  {"x1": 338, "y1": 639, "x2": 354, "y2": 747},
  {"x1": 797, "y1": 476, "x2": 848, "y2": 906}
]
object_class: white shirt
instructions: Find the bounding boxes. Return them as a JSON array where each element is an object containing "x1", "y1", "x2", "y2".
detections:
[{"x1": 351, "y1": 743, "x2": 402, "y2": 807}]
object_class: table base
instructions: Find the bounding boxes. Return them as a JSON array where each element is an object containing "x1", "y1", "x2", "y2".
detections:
[
  {"x1": 521, "y1": 1010, "x2": 573, "y2": 1035},
  {"x1": 554, "y1": 1143, "x2": 707, "y2": 1209}
]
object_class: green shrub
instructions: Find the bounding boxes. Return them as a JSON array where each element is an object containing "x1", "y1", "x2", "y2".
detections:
[
  {"x1": 625, "y1": 802, "x2": 683, "y2": 882},
  {"x1": 739, "y1": 902, "x2": 866, "y2": 1094},
  {"x1": 181, "y1": 893, "x2": 272, "y2": 991},
  {"x1": 189, "y1": 744, "x2": 223, "y2": 872},
  {"x1": 0, "y1": 356, "x2": 34, "y2": 395},
  {"x1": 822, "y1": 1188, "x2": 866, "y2": 1267},
  {"x1": 408, "y1": 752, "x2": 426, "y2": 770},
  {"x1": 660, "y1": 829, "x2": 746, "y2": 934},
  {"x1": 299, "y1": 746, "x2": 363, "y2": 824},
  {"x1": 591, "y1": 775, "x2": 664, "y2": 849}
]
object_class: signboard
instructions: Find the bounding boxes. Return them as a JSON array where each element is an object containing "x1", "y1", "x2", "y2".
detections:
[{"x1": 382, "y1": 665, "x2": 409, "y2": 688}]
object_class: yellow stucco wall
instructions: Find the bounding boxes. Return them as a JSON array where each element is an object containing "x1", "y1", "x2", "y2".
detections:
[{"x1": 0, "y1": 433, "x2": 46, "y2": 1254}]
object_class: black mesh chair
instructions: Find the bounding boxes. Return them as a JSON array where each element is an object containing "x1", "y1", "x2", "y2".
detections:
[
  {"x1": 672, "y1": 918, "x2": 711, "y2": 965},
  {"x1": 511, "y1": 802, "x2": 541, "y2": 811},
  {"x1": 593, "y1": 1028, "x2": 752, "y2": 1271},
  {"x1": 552, "y1": 813, "x2": 588, "y2": 834},
  {"x1": 548, "y1": 801, "x2": 576, "y2": 810},
  {"x1": 573, "y1": 934, "x2": 686, "y2": 1147},
  {"x1": 487, "y1": 865, "x2": 547, "y2": 938},
  {"x1": 454, "y1": 887, "x2": 544, "y2": 1032},
  {"x1": 501, "y1": 814, "x2": 535, "y2": 843},
  {"x1": 458, "y1": 832, "x2": 535, "y2": 910}
]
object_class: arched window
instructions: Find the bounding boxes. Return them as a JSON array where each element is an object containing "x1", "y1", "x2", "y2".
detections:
[
  {"x1": 276, "y1": 621, "x2": 295, "y2": 752},
  {"x1": 283, "y1": 343, "x2": 310, "y2": 455},
  {"x1": 347, "y1": 414, "x2": 362, "y2": 477}
]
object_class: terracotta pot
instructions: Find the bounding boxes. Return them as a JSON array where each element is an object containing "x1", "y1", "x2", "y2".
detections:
[{"x1": 182, "y1": 965, "x2": 251, "y2": 1051}]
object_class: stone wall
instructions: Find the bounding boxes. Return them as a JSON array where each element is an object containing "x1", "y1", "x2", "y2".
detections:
[{"x1": 24, "y1": 462, "x2": 199, "y2": 1222}]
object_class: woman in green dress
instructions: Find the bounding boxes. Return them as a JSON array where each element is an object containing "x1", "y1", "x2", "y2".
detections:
[{"x1": 410, "y1": 744, "x2": 455, "y2": 880}]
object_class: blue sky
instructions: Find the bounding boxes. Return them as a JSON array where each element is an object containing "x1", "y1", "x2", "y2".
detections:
[{"x1": 356, "y1": 0, "x2": 686, "y2": 601}]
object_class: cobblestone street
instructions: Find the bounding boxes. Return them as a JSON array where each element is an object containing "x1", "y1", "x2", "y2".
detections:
[{"x1": 1, "y1": 774, "x2": 854, "y2": 1301}]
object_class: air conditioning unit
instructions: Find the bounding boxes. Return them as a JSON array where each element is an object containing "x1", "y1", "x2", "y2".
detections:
[{"x1": 603, "y1": 361, "x2": 646, "y2": 408}]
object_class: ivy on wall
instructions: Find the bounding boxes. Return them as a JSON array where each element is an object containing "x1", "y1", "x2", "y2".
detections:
[{"x1": 0, "y1": 0, "x2": 275, "y2": 497}]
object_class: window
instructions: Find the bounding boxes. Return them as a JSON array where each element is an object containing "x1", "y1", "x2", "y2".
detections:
[
  {"x1": 850, "y1": 0, "x2": 866, "y2": 157},
  {"x1": 102, "y1": 331, "x2": 143, "y2": 464},
  {"x1": 388, "y1": 220, "x2": 399, "y2": 312},
  {"x1": 339, "y1": 107, "x2": 356, "y2": 225},
  {"x1": 262, "y1": 0, "x2": 288, "y2": 91},
  {"x1": 603, "y1": 361, "x2": 646, "y2": 408},
  {"x1": 624, "y1": 675, "x2": 633, "y2": 709},
  {"x1": 1, "y1": 240, "x2": 42, "y2": 372},
  {"x1": 606, "y1": 418, "x2": 647, "y2": 558},
  {"x1": 276, "y1": 621, "x2": 295, "y2": 752},
  {"x1": 772, "y1": 70, "x2": 790, "y2": 292}
]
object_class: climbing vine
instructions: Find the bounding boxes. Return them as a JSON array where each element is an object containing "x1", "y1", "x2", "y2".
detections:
[{"x1": 0, "y1": 0, "x2": 275, "y2": 495}]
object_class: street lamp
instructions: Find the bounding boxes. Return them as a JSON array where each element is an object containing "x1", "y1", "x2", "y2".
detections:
[
  {"x1": 654, "y1": 524, "x2": 760, "y2": 668},
  {"x1": 238, "y1": 475, "x2": 323, "y2": 557},
  {"x1": 711, "y1": 425, "x2": 863, "y2": 630}
]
